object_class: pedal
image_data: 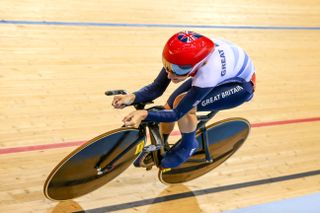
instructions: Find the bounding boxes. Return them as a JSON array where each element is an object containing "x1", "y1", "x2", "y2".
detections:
[
  {"x1": 143, "y1": 144, "x2": 160, "y2": 152},
  {"x1": 133, "y1": 145, "x2": 160, "y2": 168},
  {"x1": 133, "y1": 152, "x2": 155, "y2": 168}
]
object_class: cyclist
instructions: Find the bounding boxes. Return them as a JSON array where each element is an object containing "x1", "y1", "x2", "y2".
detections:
[{"x1": 112, "y1": 31, "x2": 256, "y2": 168}]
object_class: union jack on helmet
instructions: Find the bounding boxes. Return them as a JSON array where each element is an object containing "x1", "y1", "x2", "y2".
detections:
[{"x1": 162, "y1": 31, "x2": 215, "y2": 76}]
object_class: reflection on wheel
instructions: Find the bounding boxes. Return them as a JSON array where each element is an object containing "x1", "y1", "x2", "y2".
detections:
[
  {"x1": 44, "y1": 127, "x2": 145, "y2": 201},
  {"x1": 159, "y1": 118, "x2": 250, "y2": 184}
]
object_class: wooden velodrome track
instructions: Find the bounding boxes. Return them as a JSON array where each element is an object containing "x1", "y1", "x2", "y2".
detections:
[{"x1": 1, "y1": 0, "x2": 320, "y2": 212}]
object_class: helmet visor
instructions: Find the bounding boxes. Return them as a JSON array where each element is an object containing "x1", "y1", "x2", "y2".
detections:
[{"x1": 162, "y1": 57, "x2": 193, "y2": 76}]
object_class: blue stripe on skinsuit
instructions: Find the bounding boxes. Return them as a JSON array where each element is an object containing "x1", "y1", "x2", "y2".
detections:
[
  {"x1": 238, "y1": 59, "x2": 252, "y2": 78},
  {"x1": 231, "y1": 46, "x2": 240, "y2": 64},
  {"x1": 236, "y1": 53, "x2": 249, "y2": 76}
]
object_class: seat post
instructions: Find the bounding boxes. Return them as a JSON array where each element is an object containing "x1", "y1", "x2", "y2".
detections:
[
  {"x1": 196, "y1": 111, "x2": 218, "y2": 162},
  {"x1": 196, "y1": 111, "x2": 218, "y2": 130}
]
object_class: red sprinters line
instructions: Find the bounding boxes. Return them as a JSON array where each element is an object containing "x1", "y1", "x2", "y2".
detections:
[
  {"x1": 251, "y1": 117, "x2": 320, "y2": 128},
  {"x1": 0, "y1": 141, "x2": 84, "y2": 155},
  {"x1": 0, "y1": 117, "x2": 319, "y2": 155}
]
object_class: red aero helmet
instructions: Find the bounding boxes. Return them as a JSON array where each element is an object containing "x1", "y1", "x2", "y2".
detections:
[{"x1": 162, "y1": 31, "x2": 215, "y2": 76}]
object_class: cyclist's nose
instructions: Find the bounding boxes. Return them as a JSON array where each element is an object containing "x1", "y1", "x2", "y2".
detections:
[{"x1": 167, "y1": 71, "x2": 175, "y2": 79}]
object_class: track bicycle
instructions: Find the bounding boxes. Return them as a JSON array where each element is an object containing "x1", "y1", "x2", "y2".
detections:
[{"x1": 44, "y1": 89, "x2": 250, "y2": 201}]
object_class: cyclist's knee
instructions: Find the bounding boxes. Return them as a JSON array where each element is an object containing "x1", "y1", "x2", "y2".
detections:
[
  {"x1": 173, "y1": 93, "x2": 187, "y2": 108},
  {"x1": 173, "y1": 93, "x2": 197, "y2": 117},
  {"x1": 163, "y1": 103, "x2": 171, "y2": 110}
]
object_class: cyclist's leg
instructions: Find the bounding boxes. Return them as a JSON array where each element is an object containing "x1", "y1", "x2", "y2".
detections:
[
  {"x1": 161, "y1": 92, "x2": 198, "y2": 168},
  {"x1": 172, "y1": 93, "x2": 197, "y2": 133},
  {"x1": 161, "y1": 80, "x2": 254, "y2": 168},
  {"x1": 172, "y1": 80, "x2": 253, "y2": 133},
  {"x1": 197, "y1": 81, "x2": 254, "y2": 112},
  {"x1": 167, "y1": 80, "x2": 254, "y2": 138},
  {"x1": 171, "y1": 81, "x2": 253, "y2": 133},
  {"x1": 160, "y1": 79, "x2": 192, "y2": 141}
]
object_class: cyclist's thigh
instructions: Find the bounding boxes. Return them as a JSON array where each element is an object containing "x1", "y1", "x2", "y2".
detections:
[
  {"x1": 167, "y1": 78, "x2": 192, "y2": 108},
  {"x1": 197, "y1": 81, "x2": 254, "y2": 111}
]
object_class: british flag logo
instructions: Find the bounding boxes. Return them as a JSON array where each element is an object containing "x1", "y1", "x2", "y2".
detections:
[{"x1": 177, "y1": 31, "x2": 202, "y2": 43}]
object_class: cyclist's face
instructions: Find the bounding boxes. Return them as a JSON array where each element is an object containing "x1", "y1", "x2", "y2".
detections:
[{"x1": 166, "y1": 70, "x2": 188, "y2": 83}]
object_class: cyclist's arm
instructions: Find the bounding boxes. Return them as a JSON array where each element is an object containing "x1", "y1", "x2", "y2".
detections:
[
  {"x1": 146, "y1": 86, "x2": 212, "y2": 122},
  {"x1": 133, "y1": 68, "x2": 170, "y2": 104}
]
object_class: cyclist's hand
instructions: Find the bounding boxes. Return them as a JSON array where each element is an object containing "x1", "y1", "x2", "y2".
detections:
[
  {"x1": 112, "y1": 94, "x2": 135, "y2": 109},
  {"x1": 123, "y1": 110, "x2": 148, "y2": 128}
]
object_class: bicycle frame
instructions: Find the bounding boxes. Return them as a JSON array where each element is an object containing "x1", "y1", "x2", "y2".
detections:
[
  {"x1": 137, "y1": 109, "x2": 218, "y2": 169},
  {"x1": 105, "y1": 90, "x2": 218, "y2": 169}
]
